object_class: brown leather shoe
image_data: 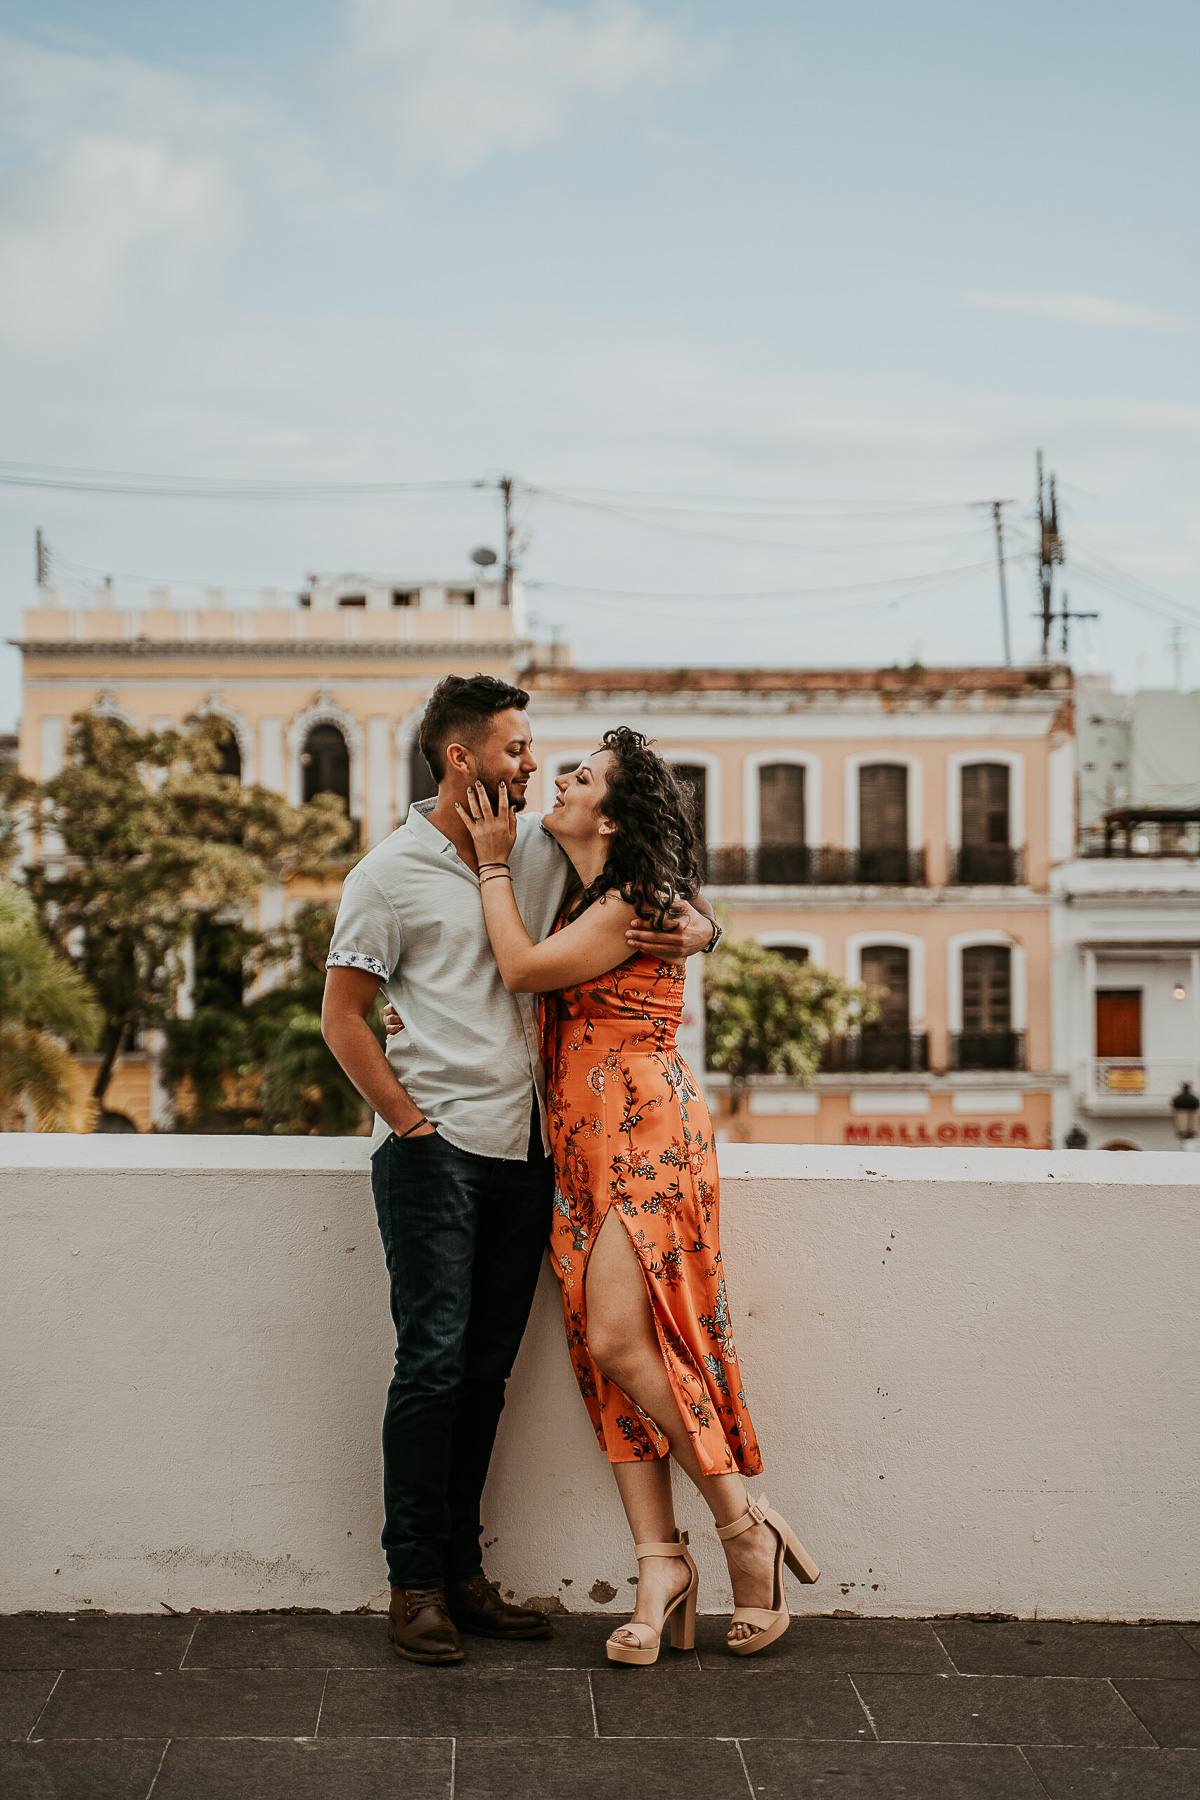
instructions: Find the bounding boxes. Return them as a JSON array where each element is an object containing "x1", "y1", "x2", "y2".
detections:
[
  {"x1": 388, "y1": 1585, "x2": 465, "y2": 1664},
  {"x1": 446, "y1": 1574, "x2": 554, "y2": 1639}
]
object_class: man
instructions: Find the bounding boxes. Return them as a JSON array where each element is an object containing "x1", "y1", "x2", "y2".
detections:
[{"x1": 322, "y1": 674, "x2": 718, "y2": 1664}]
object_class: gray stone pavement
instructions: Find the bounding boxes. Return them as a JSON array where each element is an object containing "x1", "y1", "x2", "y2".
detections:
[{"x1": 2, "y1": 1610, "x2": 1199, "y2": 1798}]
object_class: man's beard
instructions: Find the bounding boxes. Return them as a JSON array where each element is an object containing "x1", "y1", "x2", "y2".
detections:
[{"x1": 479, "y1": 779, "x2": 526, "y2": 813}]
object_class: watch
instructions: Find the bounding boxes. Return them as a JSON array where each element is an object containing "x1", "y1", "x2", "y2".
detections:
[{"x1": 702, "y1": 917, "x2": 723, "y2": 954}]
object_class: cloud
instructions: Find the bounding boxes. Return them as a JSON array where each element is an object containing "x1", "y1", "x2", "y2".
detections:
[
  {"x1": 963, "y1": 289, "x2": 1191, "y2": 330},
  {"x1": 340, "y1": 0, "x2": 718, "y2": 173},
  {"x1": 0, "y1": 38, "x2": 320, "y2": 350},
  {"x1": 0, "y1": 135, "x2": 233, "y2": 349}
]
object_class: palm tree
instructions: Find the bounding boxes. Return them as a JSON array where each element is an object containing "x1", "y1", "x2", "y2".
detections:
[{"x1": 0, "y1": 881, "x2": 103, "y2": 1131}]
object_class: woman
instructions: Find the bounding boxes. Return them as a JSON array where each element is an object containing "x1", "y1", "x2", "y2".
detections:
[{"x1": 456, "y1": 727, "x2": 819, "y2": 1663}]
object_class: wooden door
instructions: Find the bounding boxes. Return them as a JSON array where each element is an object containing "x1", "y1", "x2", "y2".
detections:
[
  {"x1": 861, "y1": 945, "x2": 910, "y2": 1031},
  {"x1": 1095, "y1": 989, "x2": 1142, "y2": 1058},
  {"x1": 961, "y1": 763, "x2": 1010, "y2": 847},
  {"x1": 962, "y1": 946, "x2": 1012, "y2": 1033},
  {"x1": 759, "y1": 764, "x2": 806, "y2": 845},
  {"x1": 858, "y1": 765, "x2": 908, "y2": 849},
  {"x1": 672, "y1": 764, "x2": 707, "y2": 847}
]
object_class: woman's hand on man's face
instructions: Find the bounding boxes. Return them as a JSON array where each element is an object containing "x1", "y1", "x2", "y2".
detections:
[{"x1": 456, "y1": 780, "x2": 518, "y2": 866}]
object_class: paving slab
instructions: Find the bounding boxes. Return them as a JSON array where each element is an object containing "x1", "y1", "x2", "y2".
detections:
[
  {"x1": 454, "y1": 1735, "x2": 750, "y2": 1800},
  {"x1": 591, "y1": 1665, "x2": 870, "y2": 1740},
  {"x1": 1024, "y1": 1745, "x2": 1200, "y2": 1798},
  {"x1": 318, "y1": 1668, "x2": 595, "y2": 1739},
  {"x1": 34, "y1": 1668, "x2": 326, "y2": 1740},
  {"x1": 695, "y1": 1614, "x2": 956, "y2": 1673},
  {"x1": 0, "y1": 1737, "x2": 166, "y2": 1800},
  {"x1": 0, "y1": 1670, "x2": 60, "y2": 1737},
  {"x1": 740, "y1": 1737, "x2": 1048, "y2": 1798},
  {"x1": 0, "y1": 1615, "x2": 196, "y2": 1671},
  {"x1": 152, "y1": 1735, "x2": 452, "y2": 1800},
  {"x1": 852, "y1": 1672, "x2": 1155, "y2": 1747},
  {"x1": 184, "y1": 1613, "x2": 393, "y2": 1669},
  {"x1": 934, "y1": 1622, "x2": 1200, "y2": 1681},
  {"x1": 1113, "y1": 1680, "x2": 1200, "y2": 1749}
]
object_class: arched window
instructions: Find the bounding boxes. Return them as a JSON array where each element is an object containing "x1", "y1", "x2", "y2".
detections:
[
  {"x1": 302, "y1": 723, "x2": 350, "y2": 806},
  {"x1": 771, "y1": 945, "x2": 809, "y2": 966},
  {"x1": 408, "y1": 738, "x2": 438, "y2": 807},
  {"x1": 758, "y1": 763, "x2": 806, "y2": 881},
  {"x1": 217, "y1": 727, "x2": 241, "y2": 781}
]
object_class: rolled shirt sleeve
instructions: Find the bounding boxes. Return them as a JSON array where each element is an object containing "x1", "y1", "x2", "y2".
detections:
[{"x1": 326, "y1": 866, "x2": 403, "y2": 982}]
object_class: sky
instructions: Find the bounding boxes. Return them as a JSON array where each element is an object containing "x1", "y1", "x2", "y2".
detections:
[{"x1": 1, "y1": 0, "x2": 1198, "y2": 730}]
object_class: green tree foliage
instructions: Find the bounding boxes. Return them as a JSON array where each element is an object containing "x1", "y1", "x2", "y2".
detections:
[
  {"x1": 164, "y1": 902, "x2": 382, "y2": 1135},
  {"x1": 0, "y1": 880, "x2": 103, "y2": 1130},
  {"x1": 27, "y1": 712, "x2": 355, "y2": 1106},
  {"x1": 705, "y1": 929, "x2": 873, "y2": 1108}
]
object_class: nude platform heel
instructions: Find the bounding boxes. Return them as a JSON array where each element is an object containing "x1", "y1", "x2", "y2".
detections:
[
  {"x1": 605, "y1": 1532, "x2": 699, "y2": 1667},
  {"x1": 716, "y1": 1493, "x2": 820, "y2": 1657}
]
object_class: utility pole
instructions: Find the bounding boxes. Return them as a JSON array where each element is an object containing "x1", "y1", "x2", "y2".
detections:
[
  {"x1": 500, "y1": 476, "x2": 515, "y2": 610},
  {"x1": 991, "y1": 500, "x2": 1013, "y2": 665},
  {"x1": 35, "y1": 528, "x2": 49, "y2": 587},
  {"x1": 1036, "y1": 450, "x2": 1064, "y2": 659},
  {"x1": 1168, "y1": 622, "x2": 1187, "y2": 689},
  {"x1": 1056, "y1": 590, "x2": 1098, "y2": 658}
]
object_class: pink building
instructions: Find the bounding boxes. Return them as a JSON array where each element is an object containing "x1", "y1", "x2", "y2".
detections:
[{"x1": 527, "y1": 665, "x2": 1075, "y2": 1148}]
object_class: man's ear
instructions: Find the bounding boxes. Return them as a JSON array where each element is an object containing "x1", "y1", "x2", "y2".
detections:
[{"x1": 444, "y1": 741, "x2": 474, "y2": 780}]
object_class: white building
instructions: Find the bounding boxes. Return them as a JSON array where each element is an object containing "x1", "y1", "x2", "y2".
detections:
[{"x1": 1053, "y1": 682, "x2": 1200, "y2": 1151}]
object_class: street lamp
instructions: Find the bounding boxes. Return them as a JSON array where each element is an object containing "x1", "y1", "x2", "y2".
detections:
[{"x1": 1170, "y1": 1080, "x2": 1199, "y2": 1149}]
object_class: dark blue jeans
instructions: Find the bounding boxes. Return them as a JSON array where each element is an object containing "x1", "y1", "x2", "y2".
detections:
[{"x1": 370, "y1": 1105, "x2": 553, "y2": 1588}]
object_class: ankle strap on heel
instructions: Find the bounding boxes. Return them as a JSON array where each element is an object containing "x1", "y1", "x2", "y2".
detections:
[
  {"x1": 633, "y1": 1531, "x2": 690, "y2": 1559},
  {"x1": 715, "y1": 1496, "x2": 769, "y2": 1542}
]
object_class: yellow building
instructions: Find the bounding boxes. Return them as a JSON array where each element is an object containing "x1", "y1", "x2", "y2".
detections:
[{"x1": 15, "y1": 573, "x2": 536, "y2": 1126}]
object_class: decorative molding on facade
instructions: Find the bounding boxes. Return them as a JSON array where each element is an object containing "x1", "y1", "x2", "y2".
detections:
[
  {"x1": 90, "y1": 689, "x2": 138, "y2": 728},
  {"x1": 12, "y1": 639, "x2": 534, "y2": 662}
]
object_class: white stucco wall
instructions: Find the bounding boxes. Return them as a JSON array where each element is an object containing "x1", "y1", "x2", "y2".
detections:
[{"x1": 3, "y1": 1137, "x2": 1196, "y2": 1620}]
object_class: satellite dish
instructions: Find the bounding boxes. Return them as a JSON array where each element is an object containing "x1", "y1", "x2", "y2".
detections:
[{"x1": 470, "y1": 545, "x2": 498, "y2": 567}]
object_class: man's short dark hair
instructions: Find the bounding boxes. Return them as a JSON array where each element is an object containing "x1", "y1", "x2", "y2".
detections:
[{"x1": 417, "y1": 674, "x2": 531, "y2": 782}]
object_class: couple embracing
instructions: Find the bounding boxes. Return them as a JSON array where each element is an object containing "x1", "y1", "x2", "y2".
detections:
[{"x1": 322, "y1": 674, "x2": 818, "y2": 1667}]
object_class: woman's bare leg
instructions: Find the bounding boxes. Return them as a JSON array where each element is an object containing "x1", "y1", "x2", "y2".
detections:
[{"x1": 585, "y1": 1211, "x2": 778, "y2": 1643}]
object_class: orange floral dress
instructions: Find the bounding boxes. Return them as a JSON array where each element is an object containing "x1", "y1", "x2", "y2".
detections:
[{"x1": 542, "y1": 934, "x2": 762, "y2": 1477}]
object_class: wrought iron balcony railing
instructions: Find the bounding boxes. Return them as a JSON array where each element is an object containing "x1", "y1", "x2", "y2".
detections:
[
  {"x1": 1081, "y1": 821, "x2": 1200, "y2": 859},
  {"x1": 821, "y1": 1031, "x2": 930, "y2": 1074},
  {"x1": 950, "y1": 1030, "x2": 1027, "y2": 1072},
  {"x1": 949, "y1": 845, "x2": 1025, "y2": 886},
  {"x1": 708, "y1": 845, "x2": 928, "y2": 887}
]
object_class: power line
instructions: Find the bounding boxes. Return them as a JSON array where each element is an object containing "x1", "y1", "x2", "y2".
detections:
[
  {"x1": 530, "y1": 482, "x2": 998, "y2": 517},
  {"x1": 526, "y1": 553, "x2": 1015, "y2": 604},
  {"x1": 0, "y1": 460, "x2": 486, "y2": 500}
]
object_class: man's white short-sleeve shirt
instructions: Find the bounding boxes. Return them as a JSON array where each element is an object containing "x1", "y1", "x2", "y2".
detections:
[{"x1": 327, "y1": 801, "x2": 570, "y2": 1158}]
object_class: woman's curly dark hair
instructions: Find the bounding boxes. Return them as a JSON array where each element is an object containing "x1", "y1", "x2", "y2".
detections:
[{"x1": 569, "y1": 727, "x2": 705, "y2": 927}]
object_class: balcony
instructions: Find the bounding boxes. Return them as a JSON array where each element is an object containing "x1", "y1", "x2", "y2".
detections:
[
  {"x1": 708, "y1": 845, "x2": 927, "y2": 886},
  {"x1": 1088, "y1": 1057, "x2": 1200, "y2": 1108},
  {"x1": 949, "y1": 845, "x2": 1025, "y2": 885},
  {"x1": 822, "y1": 1029, "x2": 930, "y2": 1073},
  {"x1": 1081, "y1": 810, "x2": 1200, "y2": 859},
  {"x1": 950, "y1": 1030, "x2": 1027, "y2": 1072}
]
